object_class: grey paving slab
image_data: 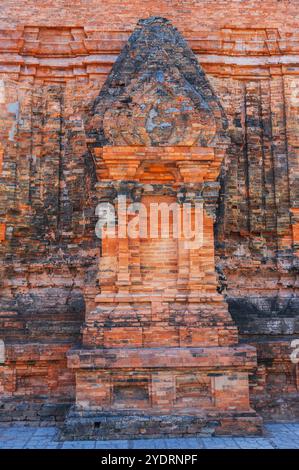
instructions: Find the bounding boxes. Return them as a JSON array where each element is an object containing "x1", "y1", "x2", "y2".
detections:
[
  {"x1": 233, "y1": 437, "x2": 274, "y2": 449},
  {"x1": 95, "y1": 440, "x2": 129, "y2": 449},
  {"x1": 202, "y1": 437, "x2": 240, "y2": 449},
  {"x1": 154, "y1": 438, "x2": 202, "y2": 449},
  {"x1": 62, "y1": 441, "x2": 96, "y2": 449},
  {"x1": 33, "y1": 427, "x2": 58, "y2": 437},
  {"x1": 281, "y1": 424, "x2": 299, "y2": 436},
  {"x1": 264, "y1": 423, "x2": 291, "y2": 433},
  {"x1": 271, "y1": 439, "x2": 299, "y2": 447},
  {"x1": 0, "y1": 422, "x2": 298, "y2": 449},
  {"x1": 131, "y1": 439, "x2": 165, "y2": 449}
]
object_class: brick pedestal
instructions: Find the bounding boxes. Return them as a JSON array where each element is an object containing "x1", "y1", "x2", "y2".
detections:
[
  {"x1": 64, "y1": 148, "x2": 262, "y2": 438},
  {"x1": 65, "y1": 346, "x2": 261, "y2": 438}
]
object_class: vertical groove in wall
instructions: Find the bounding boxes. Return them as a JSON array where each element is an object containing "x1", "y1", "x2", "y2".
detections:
[
  {"x1": 258, "y1": 80, "x2": 267, "y2": 233},
  {"x1": 260, "y1": 79, "x2": 278, "y2": 247},
  {"x1": 269, "y1": 75, "x2": 292, "y2": 253},
  {"x1": 242, "y1": 81, "x2": 251, "y2": 234}
]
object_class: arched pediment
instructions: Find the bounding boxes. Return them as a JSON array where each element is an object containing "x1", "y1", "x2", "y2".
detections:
[{"x1": 86, "y1": 17, "x2": 228, "y2": 149}]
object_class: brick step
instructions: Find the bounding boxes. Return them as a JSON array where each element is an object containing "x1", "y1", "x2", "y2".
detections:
[{"x1": 62, "y1": 407, "x2": 262, "y2": 440}]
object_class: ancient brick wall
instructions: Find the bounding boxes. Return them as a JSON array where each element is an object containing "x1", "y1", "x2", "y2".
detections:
[
  {"x1": 0, "y1": 0, "x2": 299, "y2": 31},
  {"x1": 0, "y1": 1, "x2": 298, "y2": 422}
]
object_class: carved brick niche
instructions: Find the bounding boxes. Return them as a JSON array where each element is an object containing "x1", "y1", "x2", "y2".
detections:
[{"x1": 65, "y1": 17, "x2": 262, "y2": 439}]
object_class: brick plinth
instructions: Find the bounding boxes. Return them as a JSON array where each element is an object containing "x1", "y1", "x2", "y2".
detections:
[
  {"x1": 66, "y1": 300, "x2": 261, "y2": 437},
  {"x1": 63, "y1": 409, "x2": 262, "y2": 440},
  {"x1": 64, "y1": 345, "x2": 261, "y2": 438}
]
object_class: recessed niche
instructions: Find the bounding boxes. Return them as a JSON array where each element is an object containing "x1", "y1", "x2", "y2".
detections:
[
  {"x1": 112, "y1": 375, "x2": 150, "y2": 409},
  {"x1": 175, "y1": 373, "x2": 213, "y2": 408}
]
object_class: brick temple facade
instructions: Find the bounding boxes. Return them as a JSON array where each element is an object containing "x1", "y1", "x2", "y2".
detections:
[{"x1": 0, "y1": 1, "x2": 298, "y2": 437}]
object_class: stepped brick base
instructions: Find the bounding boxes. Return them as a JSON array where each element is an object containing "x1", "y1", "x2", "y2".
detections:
[{"x1": 65, "y1": 345, "x2": 262, "y2": 438}]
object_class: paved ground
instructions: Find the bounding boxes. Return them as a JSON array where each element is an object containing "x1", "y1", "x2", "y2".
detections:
[{"x1": 0, "y1": 423, "x2": 298, "y2": 449}]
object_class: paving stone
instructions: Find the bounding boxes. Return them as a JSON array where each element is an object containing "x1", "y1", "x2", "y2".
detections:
[
  {"x1": 33, "y1": 427, "x2": 58, "y2": 437},
  {"x1": 269, "y1": 438, "x2": 299, "y2": 449},
  {"x1": 233, "y1": 438, "x2": 274, "y2": 449},
  {"x1": 62, "y1": 441, "x2": 96, "y2": 449},
  {"x1": 202, "y1": 438, "x2": 240, "y2": 449},
  {"x1": 0, "y1": 423, "x2": 299, "y2": 448},
  {"x1": 95, "y1": 440, "x2": 129, "y2": 449}
]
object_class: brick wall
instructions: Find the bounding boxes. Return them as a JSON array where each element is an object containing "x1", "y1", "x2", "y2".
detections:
[{"x1": 0, "y1": 1, "x2": 298, "y2": 421}]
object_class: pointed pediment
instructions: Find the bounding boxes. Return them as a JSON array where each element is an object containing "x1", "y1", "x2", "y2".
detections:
[{"x1": 87, "y1": 17, "x2": 227, "y2": 148}]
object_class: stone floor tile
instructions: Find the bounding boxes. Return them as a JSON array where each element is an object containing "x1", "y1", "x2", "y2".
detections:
[
  {"x1": 0, "y1": 423, "x2": 299, "y2": 449},
  {"x1": 131, "y1": 439, "x2": 160, "y2": 449},
  {"x1": 95, "y1": 440, "x2": 129, "y2": 449},
  {"x1": 62, "y1": 441, "x2": 96, "y2": 449},
  {"x1": 268, "y1": 438, "x2": 299, "y2": 449},
  {"x1": 233, "y1": 438, "x2": 274, "y2": 449},
  {"x1": 161, "y1": 438, "x2": 198, "y2": 449},
  {"x1": 202, "y1": 437, "x2": 240, "y2": 449},
  {"x1": 33, "y1": 427, "x2": 58, "y2": 437}
]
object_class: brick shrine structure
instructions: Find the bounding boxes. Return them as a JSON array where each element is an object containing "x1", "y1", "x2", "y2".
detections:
[
  {"x1": 0, "y1": 1, "x2": 298, "y2": 435},
  {"x1": 64, "y1": 18, "x2": 261, "y2": 437}
]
